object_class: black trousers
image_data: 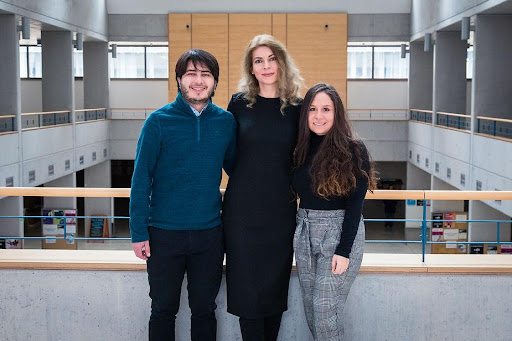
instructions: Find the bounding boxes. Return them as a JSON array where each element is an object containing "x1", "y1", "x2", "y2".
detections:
[
  {"x1": 239, "y1": 313, "x2": 283, "y2": 341},
  {"x1": 147, "y1": 225, "x2": 223, "y2": 341}
]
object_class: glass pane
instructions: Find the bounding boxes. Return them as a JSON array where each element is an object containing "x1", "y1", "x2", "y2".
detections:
[
  {"x1": 74, "y1": 49, "x2": 83, "y2": 77},
  {"x1": 19, "y1": 46, "x2": 28, "y2": 78},
  {"x1": 466, "y1": 46, "x2": 473, "y2": 79},
  {"x1": 110, "y1": 46, "x2": 145, "y2": 78},
  {"x1": 146, "y1": 46, "x2": 169, "y2": 78},
  {"x1": 347, "y1": 46, "x2": 372, "y2": 79},
  {"x1": 28, "y1": 46, "x2": 42, "y2": 78},
  {"x1": 373, "y1": 46, "x2": 409, "y2": 79}
]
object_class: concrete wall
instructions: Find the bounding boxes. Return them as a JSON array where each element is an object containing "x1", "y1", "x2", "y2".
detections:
[
  {"x1": 1, "y1": 270, "x2": 511, "y2": 341},
  {"x1": 106, "y1": 0, "x2": 411, "y2": 14},
  {"x1": 410, "y1": 0, "x2": 510, "y2": 40},
  {"x1": 108, "y1": 12, "x2": 409, "y2": 42},
  {"x1": 0, "y1": 0, "x2": 108, "y2": 41},
  {"x1": 20, "y1": 80, "x2": 84, "y2": 113},
  {"x1": 469, "y1": 199, "x2": 511, "y2": 242}
]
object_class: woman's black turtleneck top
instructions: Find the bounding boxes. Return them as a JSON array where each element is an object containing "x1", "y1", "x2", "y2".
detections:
[{"x1": 292, "y1": 133, "x2": 370, "y2": 258}]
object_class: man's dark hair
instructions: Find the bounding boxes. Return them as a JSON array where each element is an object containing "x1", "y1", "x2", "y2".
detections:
[{"x1": 175, "y1": 49, "x2": 219, "y2": 93}]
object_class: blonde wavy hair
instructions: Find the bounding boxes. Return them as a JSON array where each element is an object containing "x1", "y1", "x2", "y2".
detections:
[{"x1": 238, "y1": 34, "x2": 304, "y2": 113}]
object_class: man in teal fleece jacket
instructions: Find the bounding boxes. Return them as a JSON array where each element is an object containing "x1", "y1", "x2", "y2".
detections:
[{"x1": 129, "y1": 49, "x2": 236, "y2": 341}]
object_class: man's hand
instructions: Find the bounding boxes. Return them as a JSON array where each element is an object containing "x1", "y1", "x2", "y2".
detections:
[
  {"x1": 132, "y1": 240, "x2": 151, "y2": 260},
  {"x1": 332, "y1": 255, "x2": 349, "y2": 275}
]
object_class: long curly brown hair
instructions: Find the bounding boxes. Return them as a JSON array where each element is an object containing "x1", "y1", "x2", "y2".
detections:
[{"x1": 294, "y1": 83, "x2": 377, "y2": 198}]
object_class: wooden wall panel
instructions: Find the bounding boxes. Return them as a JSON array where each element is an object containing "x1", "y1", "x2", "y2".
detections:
[
  {"x1": 191, "y1": 14, "x2": 229, "y2": 109},
  {"x1": 168, "y1": 14, "x2": 191, "y2": 102},
  {"x1": 287, "y1": 14, "x2": 348, "y2": 105},
  {"x1": 271, "y1": 14, "x2": 287, "y2": 46},
  {"x1": 228, "y1": 14, "x2": 272, "y2": 96}
]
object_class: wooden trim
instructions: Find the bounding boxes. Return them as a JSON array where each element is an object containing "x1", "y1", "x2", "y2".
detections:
[
  {"x1": 347, "y1": 78, "x2": 408, "y2": 82},
  {"x1": 365, "y1": 190, "x2": 425, "y2": 200},
  {"x1": 111, "y1": 108, "x2": 157, "y2": 111},
  {"x1": 433, "y1": 125, "x2": 471, "y2": 134},
  {"x1": 1, "y1": 188, "x2": 510, "y2": 200},
  {"x1": 410, "y1": 109, "x2": 433, "y2": 113},
  {"x1": 348, "y1": 108, "x2": 408, "y2": 111},
  {"x1": 75, "y1": 108, "x2": 107, "y2": 112},
  {"x1": 477, "y1": 116, "x2": 512, "y2": 124},
  {"x1": 409, "y1": 120, "x2": 432, "y2": 126},
  {"x1": 2, "y1": 251, "x2": 512, "y2": 274},
  {"x1": 0, "y1": 115, "x2": 16, "y2": 118},
  {"x1": 474, "y1": 132, "x2": 512, "y2": 143},
  {"x1": 75, "y1": 119, "x2": 107, "y2": 125},
  {"x1": 21, "y1": 110, "x2": 71, "y2": 116},
  {"x1": 21, "y1": 123, "x2": 73, "y2": 131},
  {"x1": 424, "y1": 190, "x2": 512, "y2": 200},
  {"x1": 0, "y1": 131, "x2": 18, "y2": 136},
  {"x1": 436, "y1": 111, "x2": 471, "y2": 118},
  {"x1": 350, "y1": 119, "x2": 409, "y2": 122},
  {"x1": 0, "y1": 187, "x2": 131, "y2": 198}
]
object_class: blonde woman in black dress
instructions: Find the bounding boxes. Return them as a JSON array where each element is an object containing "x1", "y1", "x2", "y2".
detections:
[{"x1": 222, "y1": 34, "x2": 304, "y2": 341}]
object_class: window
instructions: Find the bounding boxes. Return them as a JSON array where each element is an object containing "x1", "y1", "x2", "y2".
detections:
[
  {"x1": 466, "y1": 46, "x2": 473, "y2": 79},
  {"x1": 110, "y1": 46, "x2": 145, "y2": 78},
  {"x1": 28, "y1": 46, "x2": 42, "y2": 78},
  {"x1": 348, "y1": 43, "x2": 409, "y2": 79},
  {"x1": 19, "y1": 45, "x2": 83, "y2": 78},
  {"x1": 109, "y1": 44, "x2": 169, "y2": 79},
  {"x1": 373, "y1": 46, "x2": 409, "y2": 79},
  {"x1": 347, "y1": 46, "x2": 372, "y2": 79},
  {"x1": 74, "y1": 49, "x2": 83, "y2": 77},
  {"x1": 146, "y1": 46, "x2": 169, "y2": 78},
  {"x1": 19, "y1": 46, "x2": 28, "y2": 78}
]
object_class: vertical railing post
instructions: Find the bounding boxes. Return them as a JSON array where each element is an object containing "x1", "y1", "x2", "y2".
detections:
[
  {"x1": 63, "y1": 216, "x2": 67, "y2": 239},
  {"x1": 497, "y1": 222, "x2": 501, "y2": 244},
  {"x1": 421, "y1": 199, "x2": 427, "y2": 262},
  {"x1": 458, "y1": 116, "x2": 461, "y2": 130},
  {"x1": 494, "y1": 120, "x2": 497, "y2": 136},
  {"x1": 38, "y1": 114, "x2": 41, "y2": 128},
  {"x1": 477, "y1": 118, "x2": 480, "y2": 133}
]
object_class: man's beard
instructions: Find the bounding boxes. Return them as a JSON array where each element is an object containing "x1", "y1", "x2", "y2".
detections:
[{"x1": 180, "y1": 84, "x2": 215, "y2": 105}]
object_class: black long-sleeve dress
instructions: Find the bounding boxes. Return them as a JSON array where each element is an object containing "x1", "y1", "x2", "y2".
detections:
[{"x1": 222, "y1": 93, "x2": 301, "y2": 319}]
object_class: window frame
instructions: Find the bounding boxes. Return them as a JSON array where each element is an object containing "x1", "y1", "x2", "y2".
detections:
[{"x1": 347, "y1": 43, "x2": 409, "y2": 81}]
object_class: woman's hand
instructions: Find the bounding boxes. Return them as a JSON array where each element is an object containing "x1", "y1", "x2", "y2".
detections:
[{"x1": 332, "y1": 255, "x2": 349, "y2": 274}]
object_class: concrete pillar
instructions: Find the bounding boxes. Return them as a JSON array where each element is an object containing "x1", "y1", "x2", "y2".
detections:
[
  {"x1": 409, "y1": 41, "x2": 433, "y2": 110},
  {"x1": 405, "y1": 163, "x2": 432, "y2": 228},
  {"x1": 0, "y1": 14, "x2": 23, "y2": 243},
  {"x1": 84, "y1": 161, "x2": 112, "y2": 237},
  {"x1": 83, "y1": 42, "x2": 110, "y2": 110},
  {"x1": 41, "y1": 31, "x2": 75, "y2": 124},
  {"x1": 433, "y1": 31, "x2": 467, "y2": 114},
  {"x1": 473, "y1": 15, "x2": 512, "y2": 120},
  {"x1": 469, "y1": 200, "x2": 511, "y2": 243},
  {"x1": 44, "y1": 174, "x2": 77, "y2": 210}
]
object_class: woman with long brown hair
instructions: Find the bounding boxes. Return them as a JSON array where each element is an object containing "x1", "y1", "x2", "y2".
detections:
[
  {"x1": 222, "y1": 34, "x2": 303, "y2": 340},
  {"x1": 292, "y1": 83, "x2": 377, "y2": 340}
]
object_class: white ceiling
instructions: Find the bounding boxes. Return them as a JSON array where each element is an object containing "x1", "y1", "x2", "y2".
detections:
[{"x1": 106, "y1": 0, "x2": 412, "y2": 15}]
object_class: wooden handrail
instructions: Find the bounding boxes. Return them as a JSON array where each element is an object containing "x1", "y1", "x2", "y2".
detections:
[
  {"x1": 75, "y1": 108, "x2": 107, "y2": 112},
  {"x1": 111, "y1": 108, "x2": 158, "y2": 111},
  {"x1": 409, "y1": 108, "x2": 433, "y2": 114},
  {"x1": 0, "y1": 115, "x2": 16, "y2": 118},
  {"x1": 348, "y1": 109, "x2": 408, "y2": 111},
  {"x1": 21, "y1": 110, "x2": 71, "y2": 116},
  {"x1": 436, "y1": 111, "x2": 471, "y2": 118},
  {"x1": 477, "y1": 116, "x2": 512, "y2": 124},
  {"x1": 0, "y1": 188, "x2": 511, "y2": 200}
]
